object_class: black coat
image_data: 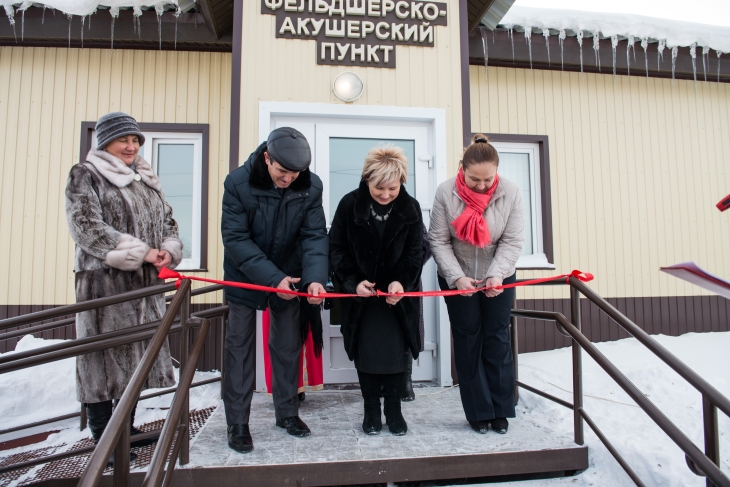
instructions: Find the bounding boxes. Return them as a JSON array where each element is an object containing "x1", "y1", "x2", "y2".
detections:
[
  {"x1": 329, "y1": 181, "x2": 424, "y2": 361},
  {"x1": 222, "y1": 142, "x2": 329, "y2": 310}
]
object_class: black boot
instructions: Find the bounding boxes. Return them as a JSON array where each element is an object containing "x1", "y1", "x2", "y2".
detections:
[
  {"x1": 86, "y1": 401, "x2": 137, "y2": 467},
  {"x1": 128, "y1": 401, "x2": 158, "y2": 448},
  {"x1": 358, "y1": 371, "x2": 383, "y2": 435},
  {"x1": 383, "y1": 373, "x2": 407, "y2": 436},
  {"x1": 401, "y1": 351, "x2": 415, "y2": 402}
]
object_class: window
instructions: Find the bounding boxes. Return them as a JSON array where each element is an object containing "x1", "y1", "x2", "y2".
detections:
[
  {"x1": 484, "y1": 135, "x2": 554, "y2": 269},
  {"x1": 81, "y1": 122, "x2": 209, "y2": 271}
]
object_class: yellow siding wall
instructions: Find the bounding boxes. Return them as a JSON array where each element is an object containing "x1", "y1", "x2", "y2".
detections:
[
  {"x1": 237, "y1": 0, "x2": 464, "y2": 175},
  {"x1": 470, "y1": 66, "x2": 730, "y2": 300},
  {"x1": 0, "y1": 47, "x2": 231, "y2": 306}
]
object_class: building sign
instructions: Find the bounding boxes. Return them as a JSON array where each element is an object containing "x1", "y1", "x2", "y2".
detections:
[{"x1": 261, "y1": 0, "x2": 448, "y2": 68}]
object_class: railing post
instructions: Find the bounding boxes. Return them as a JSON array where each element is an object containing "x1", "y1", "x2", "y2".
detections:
[
  {"x1": 703, "y1": 395, "x2": 720, "y2": 487},
  {"x1": 178, "y1": 287, "x2": 191, "y2": 466},
  {"x1": 570, "y1": 284, "x2": 584, "y2": 445},
  {"x1": 511, "y1": 293, "x2": 519, "y2": 406},
  {"x1": 221, "y1": 295, "x2": 228, "y2": 400},
  {"x1": 113, "y1": 420, "x2": 130, "y2": 487},
  {"x1": 80, "y1": 403, "x2": 87, "y2": 431}
]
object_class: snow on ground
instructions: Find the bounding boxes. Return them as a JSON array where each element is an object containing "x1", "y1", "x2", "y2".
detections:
[
  {"x1": 0, "y1": 334, "x2": 221, "y2": 452},
  {"x1": 459, "y1": 331, "x2": 730, "y2": 487},
  {"x1": 1, "y1": 332, "x2": 728, "y2": 487}
]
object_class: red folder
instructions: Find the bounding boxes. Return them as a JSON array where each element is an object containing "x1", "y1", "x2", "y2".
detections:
[{"x1": 660, "y1": 262, "x2": 730, "y2": 300}]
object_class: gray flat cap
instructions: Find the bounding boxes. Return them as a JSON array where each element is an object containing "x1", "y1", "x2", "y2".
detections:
[
  {"x1": 266, "y1": 127, "x2": 311, "y2": 172},
  {"x1": 95, "y1": 112, "x2": 145, "y2": 150}
]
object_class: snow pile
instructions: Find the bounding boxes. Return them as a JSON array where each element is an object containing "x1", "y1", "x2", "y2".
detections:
[
  {"x1": 1, "y1": 0, "x2": 178, "y2": 23},
  {"x1": 496, "y1": 5, "x2": 730, "y2": 54},
  {"x1": 0, "y1": 334, "x2": 221, "y2": 432},
  {"x1": 480, "y1": 331, "x2": 730, "y2": 487}
]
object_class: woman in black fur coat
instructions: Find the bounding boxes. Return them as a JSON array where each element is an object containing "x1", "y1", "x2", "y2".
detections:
[{"x1": 329, "y1": 146, "x2": 424, "y2": 436}]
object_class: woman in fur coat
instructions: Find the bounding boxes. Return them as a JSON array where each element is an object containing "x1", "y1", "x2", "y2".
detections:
[
  {"x1": 65, "y1": 112, "x2": 183, "y2": 460},
  {"x1": 329, "y1": 146, "x2": 424, "y2": 436}
]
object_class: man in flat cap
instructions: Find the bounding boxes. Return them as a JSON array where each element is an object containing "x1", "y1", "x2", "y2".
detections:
[{"x1": 221, "y1": 127, "x2": 328, "y2": 452}]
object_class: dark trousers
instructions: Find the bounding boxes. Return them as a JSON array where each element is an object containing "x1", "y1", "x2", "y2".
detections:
[
  {"x1": 439, "y1": 273, "x2": 516, "y2": 422},
  {"x1": 223, "y1": 299, "x2": 301, "y2": 425}
]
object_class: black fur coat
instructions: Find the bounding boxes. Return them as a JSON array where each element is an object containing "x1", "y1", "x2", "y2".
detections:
[{"x1": 329, "y1": 181, "x2": 424, "y2": 361}]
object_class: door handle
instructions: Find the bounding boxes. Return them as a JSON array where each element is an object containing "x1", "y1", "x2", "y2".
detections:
[{"x1": 418, "y1": 155, "x2": 433, "y2": 169}]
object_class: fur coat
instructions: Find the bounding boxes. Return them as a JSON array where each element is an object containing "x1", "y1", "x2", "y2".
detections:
[
  {"x1": 65, "y1": 149, "x2": 183, "y2": 404},
  {"x1": 329, "y1": 181, "x2": 424, "y2": 361}
]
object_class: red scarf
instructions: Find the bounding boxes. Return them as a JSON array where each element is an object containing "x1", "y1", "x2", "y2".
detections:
[{"x1": 451, "y1": 168, "x2": 499, "y2": 247}]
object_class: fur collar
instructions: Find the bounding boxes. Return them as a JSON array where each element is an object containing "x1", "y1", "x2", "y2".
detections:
[
  {"x1": 248, "y1": 142, "x2": 312, "y2": 192},
  {"x1": 86, "y1": 149, "x2": 161, "y2": 191},
  {"x1": 353, "y1": 180, "x2": 420, "y2": 227}
]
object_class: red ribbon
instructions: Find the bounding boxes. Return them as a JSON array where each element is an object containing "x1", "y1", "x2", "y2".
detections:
[{"x1": 158, "y1": 268, "x2": 594, "y2": 298}]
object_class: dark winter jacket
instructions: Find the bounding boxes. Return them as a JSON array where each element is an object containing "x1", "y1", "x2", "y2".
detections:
[
  {"x1": 65, "y1": 150, "x2": 182, "y2": 403},
  {"x1": 329, "y1": 181, "x2": 424, "y2": 360},
  {"x1": 222, "y1": 142, "x2": 328, "y2": 310}
]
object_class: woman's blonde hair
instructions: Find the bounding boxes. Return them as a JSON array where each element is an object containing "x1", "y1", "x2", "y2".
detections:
[{"x1": 361, "y1": 145, "x2": 408, "y2": 187}]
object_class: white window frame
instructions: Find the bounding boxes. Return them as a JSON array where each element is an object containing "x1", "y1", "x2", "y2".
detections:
[
  {"x1": 91, "y1": 130, "x2": 204, "y2": 271},
  {"x1": 490, "y1": 141, "x2": 554, "y2": 270}
]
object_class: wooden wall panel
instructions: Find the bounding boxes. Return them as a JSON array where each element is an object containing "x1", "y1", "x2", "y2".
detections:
[
  {"x1": 470, "y1": 66, "x2": 730, "y2": 300},
  {"x1": 0, "y1": 47, "x2": 231, "y2": 307}
]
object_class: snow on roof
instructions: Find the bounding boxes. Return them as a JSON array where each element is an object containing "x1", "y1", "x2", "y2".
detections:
[
  {"x1": 495, "y1": 5, "x2": 730, "y2": 53},
  {"x1": 1, "y1": 0, "x2": 177, "y2": 20}
]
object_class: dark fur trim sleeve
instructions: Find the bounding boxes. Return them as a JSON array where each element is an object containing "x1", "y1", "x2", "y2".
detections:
[
  {"x1": 160, "y1": 192, "x2": 183, "y2": 268},
  {"x1": 65, "y1": 164, "x2": 124, "y2": 262}
]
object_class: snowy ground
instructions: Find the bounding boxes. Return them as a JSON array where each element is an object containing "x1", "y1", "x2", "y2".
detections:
[{"x1": 1, "y1": 332, "x2": 728, "y2": 487}]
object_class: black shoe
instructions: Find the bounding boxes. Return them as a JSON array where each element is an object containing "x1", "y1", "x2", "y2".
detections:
[
  {"x1": 383, "y1": 396, "x2": 407, "y2": 436},
  {"x1": 362, "y1": 406, "x2": 382, "y2": 435},
  {"x1": 491, "y1": 417, "x2": 509, "y2": 434},
  {"x1": 129, "y1": 402, "x2": 158, "y2": 447},
  {"x1": 227, "y1": 424, "x2": 254, "y2": 453},
  {"x1": 401, "y1": 352, "x2": 415, "y2": 402},
  {"x1": 298, "y1": 392, "x2": 306, "y2": 402},
  {"x1": 469, "y1": 420, "x2": 489, "y2": 434},
  {"x1": 106, "y1": 450, "x2": 138, "y2": 468},
  {"x1": 276, "y1": 416, "x2": 311, "y2": 437}
]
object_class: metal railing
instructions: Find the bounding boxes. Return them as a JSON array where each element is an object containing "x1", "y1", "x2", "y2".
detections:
[
  {"x1": 511, "y1": 276, "x2": 729, "y2": 487},
  {"x1": 0, "y1": 279, "x2": 229, "y2": 486}
]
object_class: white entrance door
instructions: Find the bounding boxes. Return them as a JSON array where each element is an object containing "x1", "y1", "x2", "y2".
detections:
[{"x1": 271, "y1": 117, "x2": 437, "y2": 384}]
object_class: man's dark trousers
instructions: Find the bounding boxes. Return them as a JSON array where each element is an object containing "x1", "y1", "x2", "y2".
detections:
[{"x1": 223, "y1": 299, "x2": 301, "y2": 425}]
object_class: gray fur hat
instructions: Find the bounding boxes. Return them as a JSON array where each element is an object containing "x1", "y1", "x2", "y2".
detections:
[
  {"x1": 95, "y1": 112, "x2": 146, "y2": 149},
  {"x1": 266, "y1": 127, "x2": 311, "y2": 171}
]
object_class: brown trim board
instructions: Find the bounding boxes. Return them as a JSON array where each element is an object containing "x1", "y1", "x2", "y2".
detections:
[
  {"x1": 229, "y1": 0, "x2": 243, "y2": 173},
  {"x1": 477, "y1": 133, "x2": 553, "y2": 264},
  {"x1": 459, "y1": 0, "x2": 472, "y2": 148},
  {"x1": 80, "y1": 121, "x2": 210, "y2": 271},
  {"x1": 4, "y1": 295, "x2": 729, "y2": 358}
]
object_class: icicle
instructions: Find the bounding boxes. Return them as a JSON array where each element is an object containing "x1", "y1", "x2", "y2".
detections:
[
  {"x1": 174, "y1": 6, "x2": 181, "y2": 50},
  {"x1": 626, "y1": 35, "x2": 634, "y2": 76},
  {"x1": 690, "y1": 43, "x2": 697, "y2": 85},
  {"x1": 628, "y1": 36, "x2": 636, "y2": 62},
  {"x1": 67, "y1": 14, "x2": 72, "y2": 48},
  {"x1": 542, "y1": 28, "x2": 551, "y2": 66},
  {"x1": 4, "y1": 5, "x2": 17, "y2": 42},
  {"x1": 718, "y1": 51, "x2": 723, "y2": 83},
  {"x1": 42, "y1": 6, "x2": 45, "y2": 24},
  {"x1": 524, "y1": 26, "x2": 533, "y2": 69},
  {"x1": 110, "y1": 6, "x2": 119, "y2": 51},
  {"x1": 20, "y1": 6, "x2": 25, "y2": 41},
  {"x1": 506, "y1": 24, "x2": 515, "y2": 64},
  {"x1": 641, "y1": 37, "x2": 649, "y2": 78},
  {"x1": 577, "y1": 30, "x2": 583, "y2": 73},
  {"x1": 155, "y1": 3, "x2": 164, "y2": 51},
  {"x1": 671, "y1": 46, "x2": 678, "y2": 82},
  {"x1": 611, "y1": 35, "x2": 618, "y2": 77},
  {"x1": 559, "y1": 29, "x2": 566, "y2": 70},
  {"x1": 592, "y1": 31, "x2": 600, "y2": 72},
  {"x1": 479, "y1": 26, "x2": 489, "y2": 71},
  {"x1": 134, "y1": 7, "x2": 142, "y2": 39},
  {"x1": 657, "y1": 39, "x2": 666, "y2": 72},
  {"x1": 80, "y1": 16, "x2": 85, "y2": 48},
  {"x1": 492, "y1": 29, "x2": 495, "y2": 44},
  {"x1": 702, "y1": 46, "x2": 709, "y2": 82}
]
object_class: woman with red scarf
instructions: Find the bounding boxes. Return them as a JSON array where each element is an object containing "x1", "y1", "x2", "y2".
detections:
[{"x1": 428, "y1": 134, "x2": 524, "y2": 435}]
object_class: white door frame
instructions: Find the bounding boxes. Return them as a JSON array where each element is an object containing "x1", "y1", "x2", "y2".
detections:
[{"x1": 255, "y1": 101, "x2": 452, "y2": 389}]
